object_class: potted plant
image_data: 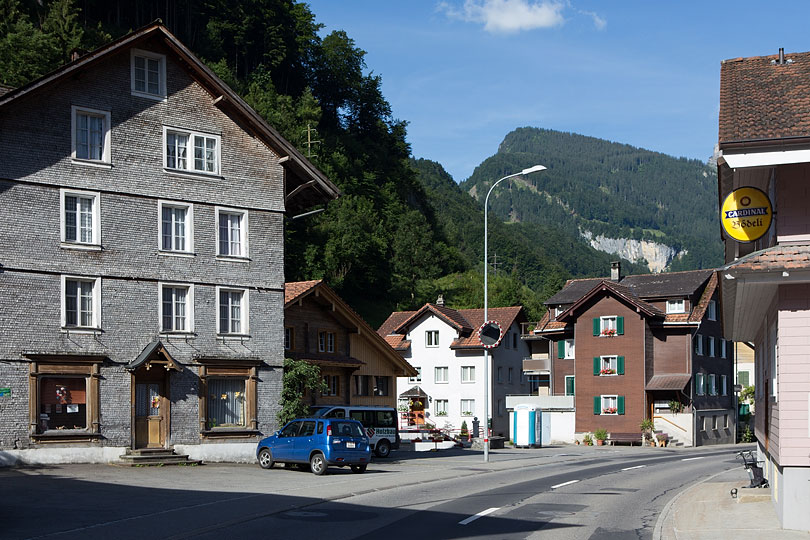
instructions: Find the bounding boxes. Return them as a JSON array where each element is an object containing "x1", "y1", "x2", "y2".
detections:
[
  {"x1": 668, "y1": 400, "x2": 681, "y2": 414},
  {"x1": 594, "y1": 428, "x2": 608, "y2": 446},
  {"x1": 600, "y1": 368, "x2": 617, "y2": 375},
  {"x1": 582, "y1": 433, "x2": 593, "y2": 446},
  {"x1": 656, "y1": 433, "x2": 668, "y2": 447},
  {"x1": 460, "y1": 421, "x2": 469, "y2": 442},
  {"x1": 640, "y1": 418, "x2": 654, "y2": 444}
]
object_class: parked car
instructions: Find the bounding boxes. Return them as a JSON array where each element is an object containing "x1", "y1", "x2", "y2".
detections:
[
  {"x1": 256, "y1": 418, "x2": 371, "y2": 475},
  {"x1": 310, "y1": 405, "x2": 399, "y2": 458}
]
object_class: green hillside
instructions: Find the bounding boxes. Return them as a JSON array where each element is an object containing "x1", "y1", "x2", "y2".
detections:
[{"x1": 460, "y1": 127, "x2": 723, "y2": 271}]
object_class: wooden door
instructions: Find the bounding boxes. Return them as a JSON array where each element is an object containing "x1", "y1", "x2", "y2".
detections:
[{"x1": 135, "y1": 382, "x2": 164, "y2": 448}]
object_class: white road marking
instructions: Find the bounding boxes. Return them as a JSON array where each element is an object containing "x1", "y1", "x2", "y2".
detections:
[
  {"x1": 459, "y1": 507, "x2": 500, "y2": 525},
  {"x1": 551, "y1": 480, "x2": 580, "y2": 489},
  {"x1": 682, "y1": 457, "x2": 705, "y2": 461},
  {"x1": 621, "y1": 465, "x2": 646, "y2": 471}
]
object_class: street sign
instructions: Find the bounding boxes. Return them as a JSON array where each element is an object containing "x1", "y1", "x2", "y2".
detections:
[
  {"x1": 478, "y1": 320, "x2": 503, "y2": 349},
  {"x1": 733, "y1": 384, "x2": 743, "y2": 393}
]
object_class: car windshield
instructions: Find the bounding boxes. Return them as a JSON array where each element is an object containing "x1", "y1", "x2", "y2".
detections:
[
  {"x1": 332, "y1": 421, "x2": 364, "y2": 438},
  {"x1": 309, "y1": 406, "x2": 330, "y2": 417}
]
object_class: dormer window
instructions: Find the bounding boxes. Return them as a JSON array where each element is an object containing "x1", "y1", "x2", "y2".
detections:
[
  {"x1": 555, "y1": 306, "x2": 564, "y2": 317},
  {"x1": 131, "y1": 49, "x2": 166, "y2": 100},
  {"x1": 707, "y1": 300, "x2": 717, "y2": 321},
  {"x1": 666, "y1": 299, "x2": 685, "y2": 313}
]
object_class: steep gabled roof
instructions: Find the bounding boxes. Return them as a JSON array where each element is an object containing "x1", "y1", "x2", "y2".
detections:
[
  {"x1": 0, "y1": 21, "x2": 339, "y2": 212},
  {"x1": 391, "y1": 303, "x2": 472, "y2": 335},
  {"x1": 545, "y1": 278, "x2": 603, "y2": 305},
  {"x1": 451, "y1": 306, "x2": 526, "y2": 349},
  {"x1": 378, "y1": 304, "x2": 526, "y2": 351},
  {"x1": 557, "y1": 280, "x2": 665, "y2": 323},
  {"x1": 619, "y1": 270, "x2": 714, "y2": 298},
  {"x1": 719, "y1": 51, "x2": 810, "y2": 145},
  {"x1": 284, "y1": 280, "x2": 416, "y2": 377}
]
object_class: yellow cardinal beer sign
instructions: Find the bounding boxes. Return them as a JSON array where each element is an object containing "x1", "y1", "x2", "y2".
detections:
[{"x1": 721, "y1": 187, "x2": 773, "y2": 243}]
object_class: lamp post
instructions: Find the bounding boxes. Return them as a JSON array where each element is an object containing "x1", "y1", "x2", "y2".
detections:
[{"x1": 483, "y1": 164, "x2": 546, "y2": 462}]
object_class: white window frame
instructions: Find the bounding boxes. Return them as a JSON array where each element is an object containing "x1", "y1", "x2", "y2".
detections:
[
  {"x1": 216, "y1": 287, "x2": 248, "y2": 336},
  {"x1": 425, "y1": 330, "x2": 439, "y2": 347},
  {"x1": 409, "y1": 367, "x2": 422, "y2": 383},
  {"x1": 435, "y1": 399, "x2": 448, "y2": 415},
  {"x1": 696, "y1": 373, "x2": 705, "y2": 396},
  {"x1": 71, "y1": 106, "x2": 111, "y2": 167},
  {"x1": 564, "y1": 338, "x2": 575, "y2": 359},
  {"x1": 131, "y1": 49, "x2": 167, "y2": 100},
  {"x1": 163, "y1": 126, "x2": 221, "y2": 176},
  {"x1": 157, "y1": 200, "x2": 194, "y2": 255},
  {"x1": 666, "y1": 299, "x2": 685, "y2": 314},
  {"x1": 60, "y1": 275, "x2": 101, "y2": 330},
  {"x1": 600, "y1": 355, "x2": 618, "y2": 375},
  {"x1": 600, "y1": 316, "x2": 617, "y2": 334},
  {"x1": 555, "y1": 306, "x2": 564, "y2": 317},
  {"x1": 158, "y1": 282, "x2": 194, "y2": 334},
  {"x1": 601, "y1": 395, "x2": 618, "y2": 415},
  {"x1": 707, "y1": 300, "x2": 717, "y2": 321},
  {"x1": 216, "y1": 207, "x2": 249, "y2": 259},
  {"x1": 564, "y1": 375, "x2": 575, "y2": 396},
  {"x1": 461, "y1": 366, "x2": 475, "y2": 383},
  {"x1": 460, "y1": 399, "x2": 475, "y2": 416},
  {"x1": 435, "y1": 366, "x2": 448, "y2": 383},
  {"x1": 60, "y1": 188, "x2": 101, "y2": 249}
]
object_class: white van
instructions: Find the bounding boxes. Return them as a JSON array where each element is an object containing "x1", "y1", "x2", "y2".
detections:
[{"x1": 311, "y1": 406, "x2": 399, "y2": 457}]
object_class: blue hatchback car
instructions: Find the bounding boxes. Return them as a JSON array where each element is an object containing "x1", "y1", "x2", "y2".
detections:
[{"x1": 256, "y1": 418, "x2": 371, "y2": 475}]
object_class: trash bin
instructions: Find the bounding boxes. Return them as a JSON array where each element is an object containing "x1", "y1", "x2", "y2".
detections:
[{"x1": 511, "y1": 404, "x2": 542, "y2": 447}]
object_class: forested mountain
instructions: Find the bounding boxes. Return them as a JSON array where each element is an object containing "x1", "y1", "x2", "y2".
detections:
[
  {"x1": 1, "y1": 1, "x2": 718, "y2": 326},
  {"x1": 460, "y1": 128, "x2": 723, "y2": 272}
]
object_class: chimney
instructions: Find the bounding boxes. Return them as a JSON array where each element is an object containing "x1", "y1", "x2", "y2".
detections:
[
  {"x1": 436, "y1": 294, "x2": 444, "y2": 306},
  {"x1": 779, "y1": 47, "x2": 785, "y2": 65},
  {"x1": 610, "y1": 261, "x2": 621, "y2": 282}
]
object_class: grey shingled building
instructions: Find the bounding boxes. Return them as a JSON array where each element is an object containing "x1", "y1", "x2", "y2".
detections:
[{"x1": 0, "y1": 22, "x2": 338, "y2": 464}]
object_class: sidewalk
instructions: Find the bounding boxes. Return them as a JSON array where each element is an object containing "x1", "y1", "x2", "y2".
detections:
[{"x1": 655, "y1": 466, "x2": 810, "y2": 539}]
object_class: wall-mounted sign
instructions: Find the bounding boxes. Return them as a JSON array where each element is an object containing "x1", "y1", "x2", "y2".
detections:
[
  {"x1": 721, "y1": 186, "x2": 773, "y2": 243},
  {"x1": 0, "y1": 387, "x2": 10, "y2": 397}
]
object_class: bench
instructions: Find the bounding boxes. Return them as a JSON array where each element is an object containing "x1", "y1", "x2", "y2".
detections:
[{"x1": 607, "y1": 432, "x2": 643, "y2": 446}]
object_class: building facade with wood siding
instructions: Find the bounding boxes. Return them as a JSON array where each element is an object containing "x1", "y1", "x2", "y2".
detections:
[
  {"x1": 717, "y1": 48, "x2": 810, "y2": 531},
  {"x1": 284, "y1": 280, "x2": 417, "y2": 409},
  {"x1": 524, "y1": 263, "x2": 734, "y2": 446}
]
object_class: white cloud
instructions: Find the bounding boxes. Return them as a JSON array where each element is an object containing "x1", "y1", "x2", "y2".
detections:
[
  {"x1": 440, "y1": 0, "x2": 565, "y2": 34},
  {"x1": 579, "y1": 9, "x2": 606, "y2": 30}
]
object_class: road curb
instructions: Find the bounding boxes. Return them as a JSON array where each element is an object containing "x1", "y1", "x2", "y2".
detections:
[{"x1": 652, "y1": 467, "x2": 735, "y2": 540}]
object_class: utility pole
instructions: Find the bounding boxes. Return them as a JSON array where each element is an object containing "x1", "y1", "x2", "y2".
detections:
[
  {"x1": 489, "y1": 253, "x2": 501, "y2": 276},
  {"x1": 303, "y1": 123, "x2": 320, "y2": 158}
]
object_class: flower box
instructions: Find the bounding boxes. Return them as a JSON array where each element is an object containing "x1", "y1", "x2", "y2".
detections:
[
  {"x1": 600, "y1": 368, "x2": 616, "y2": 375},
  {"x1": 600, "y1": 329, "x2": 617, "y2": 337},
  {"x1": 602, "y1": 407, "x2": 617, "y2": 414}
]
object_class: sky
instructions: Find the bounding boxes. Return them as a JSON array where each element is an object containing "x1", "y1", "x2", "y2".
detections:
[{"x1": 305, "y1": 1, "x2": 810, "y2": 183}]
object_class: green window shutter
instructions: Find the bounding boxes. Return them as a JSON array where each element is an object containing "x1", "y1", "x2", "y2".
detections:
[
  {"x1": 593, "y1": 318, "x2": 600, "y2": 336},
  {"x1": 617, "y1": 395, "x2": 625, "y2": 415},
  {"x1": 617, "y1": 356, "x2": 625, "y2": 375},
  {"x1": 593, "y1": 357, "x2": 600, "y2": 375},
  {"x1": 617, "y1": 316, "x2": 625, "y2": 335},
  {"x1": 558, "y1": 340, "x2": 565, "y2": 359},
  {"x1": 593, "y1": 396, "x2": 601, "y2": 415},
  {"x1": 566, "y1": 376, "x2": 575, "y2": 395}
]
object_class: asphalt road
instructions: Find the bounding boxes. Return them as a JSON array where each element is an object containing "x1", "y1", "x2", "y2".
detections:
[{"x1": 0, "y1": 444, "x2": 745, "y2": 540}]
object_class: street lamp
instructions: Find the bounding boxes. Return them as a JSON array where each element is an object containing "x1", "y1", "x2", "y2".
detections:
[{"x1": 483, "y1": 164, "x2": 546, "y2": 462}]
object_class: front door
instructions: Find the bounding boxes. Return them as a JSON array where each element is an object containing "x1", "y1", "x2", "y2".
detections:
[{"x1": 135, "y1": 380, "x2": 166, "y2": 448}]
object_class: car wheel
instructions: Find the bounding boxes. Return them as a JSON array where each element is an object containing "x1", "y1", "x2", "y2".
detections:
[
  {"x1": 350, "y1": 464, "x2": 367, "y2": 474},
  {"x1": 258, "y1": 448, "x2": 275, "y2": 469},
  {"x1": 310, "y1": 452, "x2": 327, "y2": 475},
  {"x1": 375, "y1": 439, "x2": 391, "y2": 458}
]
